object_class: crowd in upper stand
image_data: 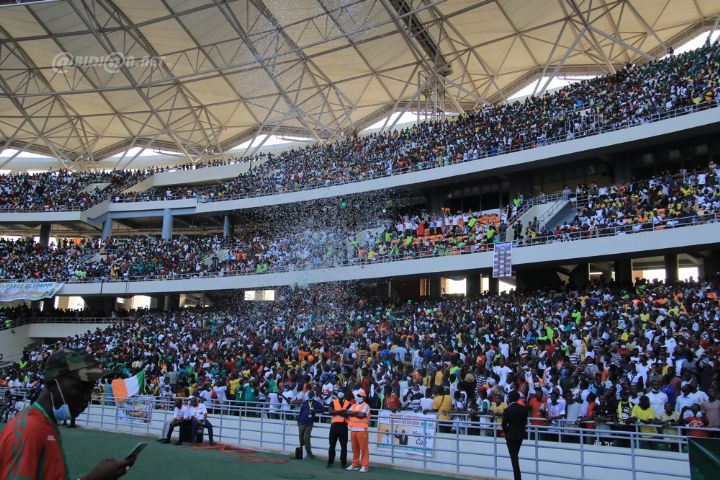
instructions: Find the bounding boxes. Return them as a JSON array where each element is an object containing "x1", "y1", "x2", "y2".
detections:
[
  {"x1": 0, "y1": 161, "x2": 718, "y2": 282},
  {"x1": 1, "y1": 41, "x2": 718, "y2": 211},
  {"x1": 0, "y1": 235, "x2": 211, "y2": 282},
  {"x1": 351, "y1": 162, "x2": 720, "y2": 262},
  {"x1": 2, "y1": 279, "x2": 719, "y2": 442},
  {"x1": 115, "y1": 41, "x2": 720, "y2": 204},
  {"x1": 0, "y1": 169, "x2": 147, "y2": 211},
  {"x1": 0, "y1": 228, "x2": 350, "y2": 282},
  {"x1": 512, "y1": 162, "x2": 720, "y2": 246},
  {"x1": 0, "y1": 155, "x2": 261, "y2": 212}
]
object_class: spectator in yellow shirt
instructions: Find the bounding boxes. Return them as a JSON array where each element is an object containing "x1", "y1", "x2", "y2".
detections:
[
  {"x1": 432, "y1": 386, "x2": 453, "y2": 432},
  {"x1": 631, "y1": 396, "x2": 657, "y2": 449}
]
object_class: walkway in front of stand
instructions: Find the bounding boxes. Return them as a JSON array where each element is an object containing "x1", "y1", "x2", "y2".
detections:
[{"x1": 53, "y1": 427, "x2": 495, "y2": 480}]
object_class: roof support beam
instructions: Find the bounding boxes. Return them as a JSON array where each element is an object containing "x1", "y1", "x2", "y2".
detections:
[
  {"x1": 565, "y1": 0, "x2": 616, "y2": 74},
  {"x1": 624, "y1": 0, "x2": 670, "y2": 52},
  {"x1": 68, "y1": 0, "x2": 202, "y2": 162},
  {"x1": 100, "y1": 0, "x2": 217, "y2": 158},
  {"x1": 532, "y1": 20, "x2": 570, "y2": 97},
  {"x1": 423, "y1": 1, "x2": 493, "y2": 106},
  {"x1": 587, "y1": 25, "x2": 655, "y2": 61},
  {"x1": 538, "y1": 27, "x2": 587, "y2": 96},
  {"x1": 0, "y1": 25, "x2": 97, "y2": 164},
  {"x1": 379, "y1": 64, "x2": 421, "y2": 133},
  {"x1": 708, "y1": 15, "x2": 720, "y2": 42},
  {"x1": 250, "y1": 0, "x2": 350, "y2": 133},
  {"x1": 0, "y1": 83, "x2": 71, "y2": 168},
  {"x1": 157, "y1": 0, "x2": 264, "y2": 142},
  {"x1": 213, "y1": 0, "x2": 340, "y2": 142},
  {"x1": 379, "y1": 0, "x2": 466, "y2": 115}
]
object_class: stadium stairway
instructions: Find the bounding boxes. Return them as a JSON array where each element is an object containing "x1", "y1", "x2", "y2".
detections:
[
  {"x1": 506, "y1": 194, "x2": 568, "y2": 240},
  {"x1": 79, "y1": 182, "x2": 110, "y2": 194}
]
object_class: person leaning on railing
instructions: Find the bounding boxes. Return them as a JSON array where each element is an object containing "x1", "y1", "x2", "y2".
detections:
[
  {"x1": 630, "y1": 395, "x2": 657, "y2": 449},
  {"x1": 656, "y1": 402, "x2": 681, "y2": 450}
]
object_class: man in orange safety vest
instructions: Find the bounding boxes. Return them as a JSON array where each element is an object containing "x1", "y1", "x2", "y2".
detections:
[{"x1": 346, "y1": 389, "x2": 371, "y2": 473}]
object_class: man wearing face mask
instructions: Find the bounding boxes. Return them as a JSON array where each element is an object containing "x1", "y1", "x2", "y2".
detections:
[
  {"x1": 0, "y1": 349, "x2": 135, "y2": 479},
  {"x1": 296, "y1": 388, "x2": 323, "y2": 459},
  {"x1": 326, "y1": 388, "x2": 350, "y2": 469},
  {"x1": 346, "y1": 389, "x2": 371, "y2": 473}
]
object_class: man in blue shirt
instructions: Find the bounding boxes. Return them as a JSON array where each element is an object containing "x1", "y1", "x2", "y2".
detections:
[{"x1": 297, "y1": 389, "x2": 324, "y2": 459}]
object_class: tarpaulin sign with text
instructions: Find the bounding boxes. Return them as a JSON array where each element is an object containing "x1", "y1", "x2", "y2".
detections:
[
  {"x1": 0, "y1": 282, "x2": 63, "y2": 302},
  {"x1": 492, "y1": 242, "x2": 512, "y2": 278}
]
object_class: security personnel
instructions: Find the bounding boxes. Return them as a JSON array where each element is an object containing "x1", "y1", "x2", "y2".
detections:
[
  {"x1": 346, "y1": 389, "x2": 371, "y2": 473},
  {"x1": 327, "y1": 388, "x2": 350, "y2": 469}
]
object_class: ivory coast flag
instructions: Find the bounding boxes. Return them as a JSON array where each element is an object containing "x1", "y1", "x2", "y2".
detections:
[{"x1": 111, "y1": 371, "x2": 144, "y2": 402}]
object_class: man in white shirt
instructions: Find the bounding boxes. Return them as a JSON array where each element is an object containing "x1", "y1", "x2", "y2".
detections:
[
  {"x1": 646, "y1": 381, "x2": 669, "y2": 418},
  {"x1": 492, "y1": 358, "x2": 512, "y2": 388},
  {"x1": 213, "y1": 382, "x2": 228, "y2": 413},
  {"x1": 281, "y1": 384, "x2": 296, "y2": 419},
  {"x1": 190, "y1": 397, "x2": 215, "y2": 445},
  {"x1": 160, "y1": 398, "x2": 188, "y2": 444},
  {"x1": 199, "y1": 386, "x2": 213, "y2": 411},
  {"x1": 546, "y1": 391, "x2": 567, "y2": 433},
  {"x1": 675, "y1": 385, "x2": 698, "y2": 415}
]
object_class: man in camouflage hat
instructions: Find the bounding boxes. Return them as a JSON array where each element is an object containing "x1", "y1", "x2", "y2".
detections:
[{"x1": 0, "y1": 349, "x2": 135, "y2": 479}]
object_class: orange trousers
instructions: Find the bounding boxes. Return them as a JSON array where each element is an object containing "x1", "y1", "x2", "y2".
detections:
[{"x1": 350, "y1": 430, "x2": 369, "y2": 469}]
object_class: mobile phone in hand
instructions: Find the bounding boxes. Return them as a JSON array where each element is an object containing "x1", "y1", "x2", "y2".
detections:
[{"x1": 125, "y1": 442, "x2": 147, "y2": 460}]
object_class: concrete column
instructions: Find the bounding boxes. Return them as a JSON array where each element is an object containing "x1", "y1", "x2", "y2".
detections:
[
  {"x1": 701, "y1": 251, "x2": 720, "y2": 281},
  {"x1": 39, "y1": 224, "x2": 51, "y2": 248},
  {"x1": 613, "y1": 162, "x2": 632, "y2": 184},
  {"x1": 83, "y1": 297, "x2": 116, "y2": 315},
  {"x1": 614, "y1": 259, "x2": 633, "y2": 288},
  {"x1": 466, "y1": 273, "x2": 480, "y2": 298},
  {"x1": 101, "y1": 217, "x2": 113, "y2": 240},
  {"x1": 164, "y1": 294, "x2": 180, "y2": 311},
  {"x1": 569, "y1": 263, "x2": 590, "y2": 289},
  {"x1": 223, "y1": 215, "x2": 233, "y2": 239},
  {"x1": 428, "y1": 191, "x2": 444, "y2": 213},
  {"x1": 149, "y1": 296, "x2": 163, "y2": 310},
  {"x1": 161, "y1": 208, "x2": 173, "y2": 240},
  {"x1": 664, "y1": 253, "x2": 679, "y2": 284},
  {"x1": 488, "y1": 273, "x2": 499, "y2": 295},
  {"x1": 429, "y1": 276, "x2": 442, "y2": 298}
]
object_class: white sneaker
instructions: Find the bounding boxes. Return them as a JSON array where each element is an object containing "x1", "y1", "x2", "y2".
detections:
[
  {"x1": 359, "y1": 467, "x2": 368, "y2": 473},
  {"x1": 346, "y1": 465, "x2": 359, "y2": 471}
]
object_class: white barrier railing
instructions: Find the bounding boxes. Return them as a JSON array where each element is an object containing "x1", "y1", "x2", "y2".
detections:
[
  {"x1": 56, "y1": 397, "x2": 698, "y2": 480},
  {"x1": 1, "y1": 390, "x2": 707, "y2": 479}
]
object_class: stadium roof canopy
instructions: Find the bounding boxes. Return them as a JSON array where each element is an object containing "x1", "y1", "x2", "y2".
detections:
[{"x1": 0, "y1": 0, "x2": 719, "y2": 166}]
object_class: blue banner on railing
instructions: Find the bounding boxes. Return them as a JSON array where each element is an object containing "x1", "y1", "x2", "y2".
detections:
[{"x1": 0, "y1": 282, "x2": 63, "y2": 302}]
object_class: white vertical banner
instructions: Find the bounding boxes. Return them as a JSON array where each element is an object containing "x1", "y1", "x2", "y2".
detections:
[{"x1": 493, "y1": 242, "x2": 513, "y2": 278}]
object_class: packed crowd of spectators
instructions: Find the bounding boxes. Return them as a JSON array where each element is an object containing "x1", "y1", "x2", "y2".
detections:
[
  {"x1": 352, "y1": 209, "x2": 505, "y2": 262},
  {"x1": 111, "y1": 40, "x2": 720, "y2": 204},
  {"x1": 0, "y1": 154, "x2": 261, "y2": 211},
  {"x1": 1, "y1": 160, "x2": 718, "y2": 282},
  {"x1": 349, "y1": 161, "x2": 720, "y2": 262},
  {"x1": 0, "y1": 169, "x2": 149, "y2": 212},
  {"x1": 3, "y1": 41, "x2": 717, "y2": 211},
  {"x1": 2, "y1": 278, "x2": 719, "y2": 445},
  {"x1": 514, "y1": 162, "x2": 720, "y2": 245},
  {"x1": 0, "y1": 237, "x2": 101, "y2": 281},
  {"x1": 0, "y1": 228, "x2": 352, "y2": 282}
]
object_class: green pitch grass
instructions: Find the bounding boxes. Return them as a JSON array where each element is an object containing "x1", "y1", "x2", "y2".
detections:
[{"x1": 54, "y1": 427, "x2": 472, "y2": 480}]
